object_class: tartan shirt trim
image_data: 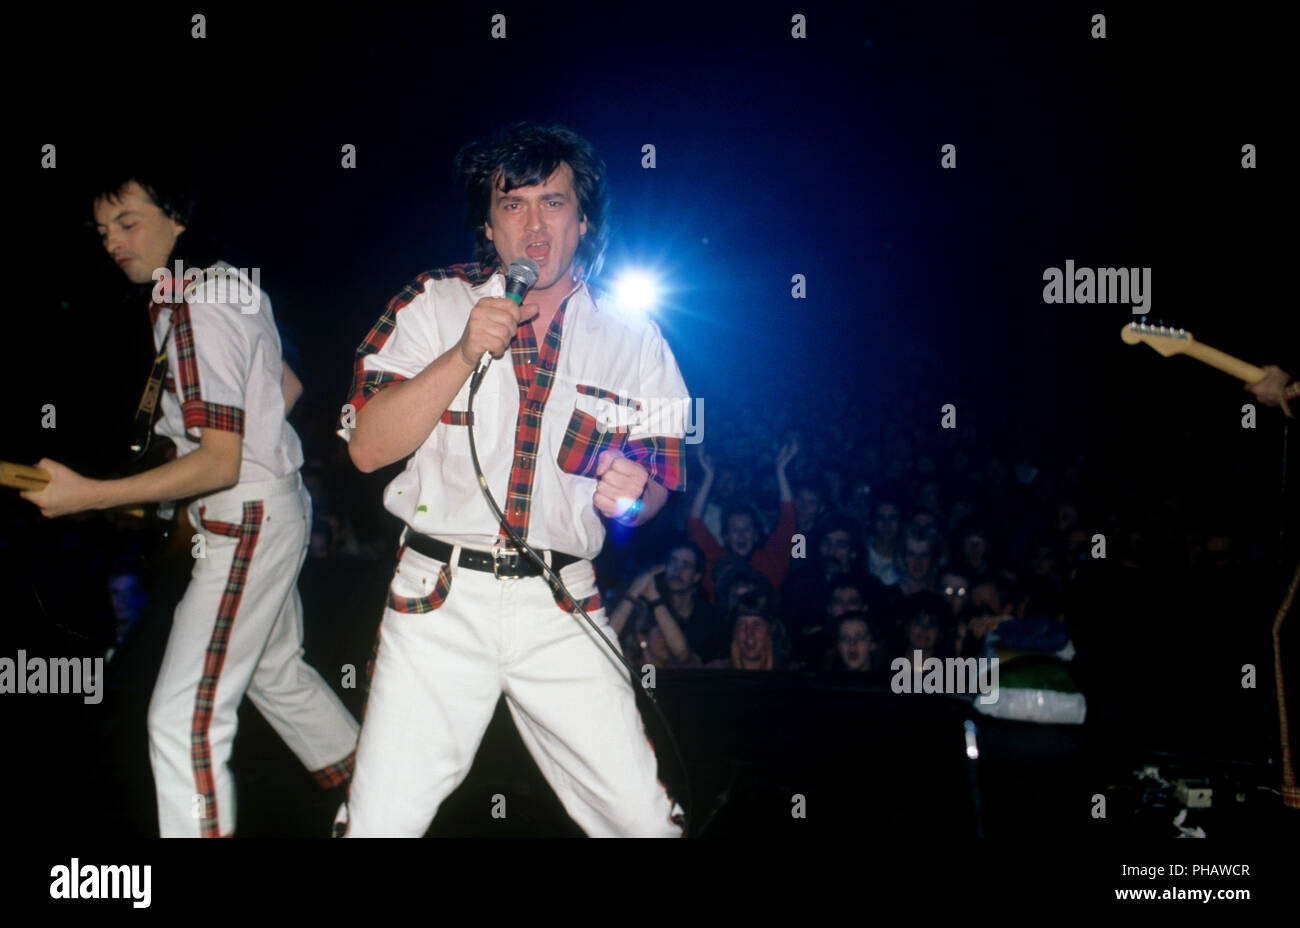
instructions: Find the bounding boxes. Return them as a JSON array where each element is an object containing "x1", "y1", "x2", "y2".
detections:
[
  {"x1": 625, "y1": 435, "x2": 685, "y2": 493},
  {"x1": 182, "y1": 400, "x2": 246, "y2": 436},
  {"x1": 171, "y1": 303, "x2": 204, "y2": 405},
  {"x1": 575, "y1": 383, "x2": 643, "y2": 409},
  {"x1": 340, "y1": 258, "x2": 503, "y2": 432},
  {"x1": 154, "y1": 299, "x2": 246, "y2": 436},
  {"x1": 497, "y1": 286, "x2": 575, "y2": 541}
]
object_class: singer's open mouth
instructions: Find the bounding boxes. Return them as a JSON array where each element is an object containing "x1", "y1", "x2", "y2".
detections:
[{"x1": 525, "y1": 242, "x2": 550, "y2": 261}]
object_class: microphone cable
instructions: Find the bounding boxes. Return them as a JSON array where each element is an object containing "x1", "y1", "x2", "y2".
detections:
[{"x1": 466, "y1": 362, "x2": 693, "y2": 837}]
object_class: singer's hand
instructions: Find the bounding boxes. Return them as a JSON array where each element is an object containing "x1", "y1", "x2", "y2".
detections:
[
  {"x1": 456, "y1": 297, "x2": 540, "y2": 367},
  {"x1": 594, "y1": 450, "x2": 649, "y2": 520}
]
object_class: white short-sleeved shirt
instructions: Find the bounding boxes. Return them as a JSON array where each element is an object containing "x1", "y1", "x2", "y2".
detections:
[
  {"x1": 340, "y1": 261, "x2": 691, "y2": 561},
  {"x1": 151, "y1": 261, "x2": 303, "y2": 483}
]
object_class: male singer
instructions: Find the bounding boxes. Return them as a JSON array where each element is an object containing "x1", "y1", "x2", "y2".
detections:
[{"x1": 336, "y1": 123, "x2": 689, "y2": 836}]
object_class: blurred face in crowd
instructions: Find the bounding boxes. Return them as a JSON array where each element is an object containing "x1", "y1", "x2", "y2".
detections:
[
  {"x1": 940, "y1": 571, "x2": 969, "y2": 616},
  {"x1": 1030, "y1": 543, "x2": 1057, "y2": 576},
  {"x1": 837, "y1": 618, "x2": 873, "y2": 671},
  {"x1": 904, "y1": 537, "x2": 933, "y2": 581},
  {"x1": 727, "y1": 581, "x2": 757, "y2": 611},
  {"x1": 735, "y1": 614, "x2": 771, "y2": 663},
  {"x1": 94, "y1": 181, "x2": 186, "y2": 285},
  {"x1": 1056, "y1": 502, "x2": 1079, "y2": 534},
  {"x1": 825, "y1": 585, "x2": 864, "y2": 620},
  {"x1": 962, "y1": 532, "x2": 987, "y2": 568},
  {"x1": 820, "y1": 529, "x2": 855, "y2": 571},
  {"x1": 725, "y1": 513, "x2": 758, "y2": 558},
  {"x1": 970, "y1": 581, "x2": 1002, "y2": 616},
  {"x1": 906, "y1": 612, "x2": 940, "y2": 652},
  {"x1": 872, "y1": 503, "x2": 901, "y2": 543},
  {"x1": 715, "y1": 467, "x2": 738, "y2": 501},
  {"x1": 1205, "y1": 534, "x2": 1233, "y2": 569},
  {"x1": 911, "y1": 512, "x2": 937, "y2": 534},
  {"x1": 664, "y1": 546, "x2": 702, "y2": 592},
  {"x1": 108, "y1": 573, "x2": 146, "y2": 621},
  {"x1": 917, "y1": 481, "x2": 940, "y2": 514},
  {"x1": 795, "y1": 488, "x2": 825, "y2": 530}
]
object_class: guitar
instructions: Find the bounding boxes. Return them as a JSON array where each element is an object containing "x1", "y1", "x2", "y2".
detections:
[
  {"x1": 1120, "y1": 317, "x2": 1266, "y2": 384},
  {"x1": 2, "y1": 450, "x2": 194, "y2": 647},
  {"x1": 1, "y1": 460, "x2": 150, "y2": 521},
  {"x1": 1, "y1": 455, "x2": 193, "y2": 546}
]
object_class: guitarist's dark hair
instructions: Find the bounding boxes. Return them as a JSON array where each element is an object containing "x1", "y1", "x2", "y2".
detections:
[{"x1": 89, "y1": 159, "x2": 224, "y2": 302}]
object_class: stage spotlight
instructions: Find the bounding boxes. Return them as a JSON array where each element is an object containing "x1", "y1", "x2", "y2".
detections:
[{"x1": 612, "y1": 270, "x2": 660, "y2": 315}]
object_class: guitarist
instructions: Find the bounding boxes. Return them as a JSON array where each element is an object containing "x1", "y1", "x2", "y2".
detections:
[
  {"x1": 1246, "y1": 363, "x2": 1300, "y2": 811},
  {"x1": 20, "y1": 168, "x2": 358, "y2": 837}
]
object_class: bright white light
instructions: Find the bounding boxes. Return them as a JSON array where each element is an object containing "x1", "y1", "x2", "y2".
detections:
[{"x1": 613, "y1": 271, "x2": 659, "y2": 315}]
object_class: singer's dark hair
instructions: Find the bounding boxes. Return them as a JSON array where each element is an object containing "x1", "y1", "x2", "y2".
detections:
[{"x1": 453, "y1": 122, "x2": 609, "y2": 281}]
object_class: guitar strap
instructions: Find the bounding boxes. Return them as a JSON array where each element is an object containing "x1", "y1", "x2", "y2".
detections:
[
  {"x1": 130, "y1": 266, "x2": 211, "y2": 458},
  {"x1": 129, "y1": 309, "x2": 178, "y2": 456}
]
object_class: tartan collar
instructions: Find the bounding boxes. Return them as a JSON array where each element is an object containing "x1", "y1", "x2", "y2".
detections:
[{"x1": 146, "y1": 260, "x2": 223, "y2": 325}]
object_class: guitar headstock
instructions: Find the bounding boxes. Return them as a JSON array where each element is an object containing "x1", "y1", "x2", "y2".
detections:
[{"x1": 1120, "y1": 317, "x2": 1195, "y2": 357}]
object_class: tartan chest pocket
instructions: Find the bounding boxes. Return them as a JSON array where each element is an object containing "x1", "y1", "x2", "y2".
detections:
[
  {"x1": 556, "y1": 384, "x2": 639, "y2": 478},
  {"x1": 386, "y1": 556, "x2": 453, "y2": 615}
]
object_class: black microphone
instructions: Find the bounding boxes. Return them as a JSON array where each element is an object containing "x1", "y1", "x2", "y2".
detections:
[{"x1": 475, "y1": 257, "x2": 540, "y2": 378}]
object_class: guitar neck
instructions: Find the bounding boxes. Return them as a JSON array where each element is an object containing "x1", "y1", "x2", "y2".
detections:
[
  {"x1": 0, "y1": 461, "x2": 148, "y2": 519},
  {"x1": 1183, "y1": 341, "x2": 1266, "y2": 384}
]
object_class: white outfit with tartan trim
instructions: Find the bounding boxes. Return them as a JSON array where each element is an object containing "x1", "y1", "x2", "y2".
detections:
[
  {"x1": 146, "y1": 263, "x2": 359, "y2": 837},
  {"x1": 335, "y1": 265, "x2": 688, "y2": 837}
]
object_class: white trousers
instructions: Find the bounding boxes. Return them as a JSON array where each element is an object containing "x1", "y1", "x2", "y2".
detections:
[
  {"x1": 148, "y1": 473, "x2": 360, "y2": 837},
  {"x1": 338, "y1": 541, "x2": 683, "y2": 837}
]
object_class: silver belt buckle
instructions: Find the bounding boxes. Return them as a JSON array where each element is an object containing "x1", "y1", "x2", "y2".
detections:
[{"x1": 491, "y1": 539, "x2": 519, "y2": 579}]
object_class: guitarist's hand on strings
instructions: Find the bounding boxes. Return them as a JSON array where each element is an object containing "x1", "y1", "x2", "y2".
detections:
[
  {"x1": 1245, "y1": 365, "x2": 1291, "y2": 407},
  {"x1": 19, "y1": 458, "x2": 104, "y2": 519}
]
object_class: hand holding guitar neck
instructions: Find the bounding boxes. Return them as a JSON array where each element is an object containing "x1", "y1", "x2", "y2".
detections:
[{"x1": 1, "y1": 459, "x2": 148, "y2": 520}]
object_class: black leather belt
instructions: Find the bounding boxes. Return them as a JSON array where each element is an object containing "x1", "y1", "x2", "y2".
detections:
[{"x1": 403, "y1": 533, "x2": 582, "y2": 579}]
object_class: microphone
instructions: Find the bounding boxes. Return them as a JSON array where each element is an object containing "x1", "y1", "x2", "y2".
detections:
[{"x1": 475, "y1": 257, "x2": 540, "y2": 377}]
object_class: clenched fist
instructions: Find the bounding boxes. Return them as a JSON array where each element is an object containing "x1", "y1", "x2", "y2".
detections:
[
  {"x1": 456, "y1": 297, "x2": 539, "y2": 368},
  {"x1": 594, "y1": 450, "x2": 648, "y2": 521}
]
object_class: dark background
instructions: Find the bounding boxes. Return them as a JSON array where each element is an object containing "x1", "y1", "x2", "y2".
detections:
[
  {"x1": 2, "y1": 0, "x2": 1296, "y2": 851},
  {"x1": 10, "y1": 2, "x2": 1294, "y2": 476}
]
